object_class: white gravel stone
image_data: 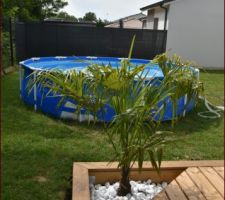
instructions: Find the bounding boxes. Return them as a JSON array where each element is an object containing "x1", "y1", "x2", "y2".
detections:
[
  {"x1": 105, "y1": 182, "x2": 111, "y2": 188},
  {"x1": 126, "y1": 194, "x2": 131, "y2": 199},
  {"x1": 113, "y1": 182, "x2": 120, "y2": 190},
  {"x1": 95, "y1": 184, "x2": 101, "y2": 190},
  {"x1": 90, "y1": 180, "x2": 167, "y2": 200},
  {"x1": 134, "y1": 192, "x2": 146, "y2": 200},
  {"x1": 108, "y1": 186, "x2": 117, "y2": 197},
  {"x1": 161, "y1": 182, "x2": 168, "y2": 188}
]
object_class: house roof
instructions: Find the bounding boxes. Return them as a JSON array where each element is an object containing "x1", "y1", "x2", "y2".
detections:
[
  {"x1": 140, "y1": 0, "x2": 175, "y2": 11},
  {"x1": 108, "y1": 13, "x2": 146, "y2": 24}
]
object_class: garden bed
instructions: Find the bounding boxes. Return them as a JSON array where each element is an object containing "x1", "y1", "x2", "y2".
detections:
[{"x1": 72, "y1": 160, "x2": 224, "y2": 200}]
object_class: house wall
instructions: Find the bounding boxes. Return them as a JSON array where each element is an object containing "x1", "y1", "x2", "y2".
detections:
[
  {"x1": 166, "y1": 0, "x2": 224, "y2": 69},
  {"x1": 106, "y1": 22, "x2": 119, "y2": 28},
  {"x1": 146, "y1": 9, "x2": 154, "y2": 29},
  {"x1": 123, "y1": 19, "x2": 143, "y2": 29},
  {"x1": 145, "y1": 7, "x2": 167, "y2": 30},
  {"x1": 106, "y1": 19, "x2": 143, "y2": 29},
  {"x1": 154, "y1": 7, "x2": 167, "y2": 30}
]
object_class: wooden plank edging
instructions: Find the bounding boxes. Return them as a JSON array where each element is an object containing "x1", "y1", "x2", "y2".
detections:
[
  {"x1": 73, "y1": 164, "x2": 90, "y2": 200},
  {"x1": 75, "y1": 160, "x2": 224, "y2": 171}
]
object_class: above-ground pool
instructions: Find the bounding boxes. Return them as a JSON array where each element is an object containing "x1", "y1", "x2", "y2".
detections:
[{"x1": 19, "y1": 56, "x2": 199, "y2": 122}]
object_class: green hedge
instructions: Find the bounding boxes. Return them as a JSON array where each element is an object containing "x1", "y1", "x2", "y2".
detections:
[{"x1": 2, "y1": 31, "x2": 16, "y2": 68}]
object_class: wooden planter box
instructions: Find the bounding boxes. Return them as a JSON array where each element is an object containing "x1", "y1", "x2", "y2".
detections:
[{"x1": 72, "y1": 160, "x2": 224, "y2": 200}]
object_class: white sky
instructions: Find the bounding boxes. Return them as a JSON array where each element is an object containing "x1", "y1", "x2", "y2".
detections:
[{"x1": 62, "y1": 0, "x2": 160, "y2": 21}]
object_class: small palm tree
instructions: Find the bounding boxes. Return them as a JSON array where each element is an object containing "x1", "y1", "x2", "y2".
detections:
[{"x1": 29, "y1": 37, "x2": 203, "y2": 196}]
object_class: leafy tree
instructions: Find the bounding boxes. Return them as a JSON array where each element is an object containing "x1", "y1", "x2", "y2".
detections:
[
  {"x1": 78, "y1": 17, "x2": 83, "y2": 22},
  {"x1": 3, "y1": 0, "x2": 68, "y2": 21},
  {"x1": 79, "y1": 12, "x2": 109, "y2": 26},
  {"x1": 96, "y1": 18, "x2": 110, "y2": 27},
  {"x1": 55, "y1": 11, "x2": 78, "y2": 21},
  {"x1": 96, "y1": 18, "x2": 104, "y2": 27},
  {"x1": 2, "y1": 32, "x2": 11, "y2": 68},
  {"x1": 82, "y1": 12, "x2": 97, "y2": 22}
]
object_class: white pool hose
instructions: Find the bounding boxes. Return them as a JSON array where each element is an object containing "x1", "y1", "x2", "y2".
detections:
[{"x1": 197, "y1": 96, "x2": 224, "y2": 119}]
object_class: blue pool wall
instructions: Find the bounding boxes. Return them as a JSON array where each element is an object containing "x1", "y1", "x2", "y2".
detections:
[{"x1": 20, "y1": 56, "x2": 198, "y2": 122}]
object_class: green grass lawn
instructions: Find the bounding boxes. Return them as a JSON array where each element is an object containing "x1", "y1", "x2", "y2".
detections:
[{"x1": 2, "y1": 70, "x2": 224, "y2": 200}]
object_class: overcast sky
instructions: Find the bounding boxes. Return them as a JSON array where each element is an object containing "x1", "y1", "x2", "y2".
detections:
[{"x1": 62, "y1": 0, "x2": 160, "y2": 21}]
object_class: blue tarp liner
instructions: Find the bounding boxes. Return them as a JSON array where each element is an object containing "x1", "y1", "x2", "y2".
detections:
[{"x1": 20, "y1": 56, "x2": 197, "y2": 122}]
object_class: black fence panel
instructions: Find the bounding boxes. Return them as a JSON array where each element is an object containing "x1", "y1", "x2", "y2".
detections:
[{"x1": 16, "y1": 22, "x2": 167, "y2": 61}]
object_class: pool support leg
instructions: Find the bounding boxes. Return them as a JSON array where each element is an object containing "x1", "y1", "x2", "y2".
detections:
[
  {"x1": 33, "y1": 73, "x2": 37, "y2": 111},
  {"x1": 19, "y1": 65, "x2": 22, "y2": 99}
]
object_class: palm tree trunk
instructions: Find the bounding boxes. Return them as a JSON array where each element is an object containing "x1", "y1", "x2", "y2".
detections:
[{"x1": 117, "y1": 166, "x2": 131, "y2": 196}]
